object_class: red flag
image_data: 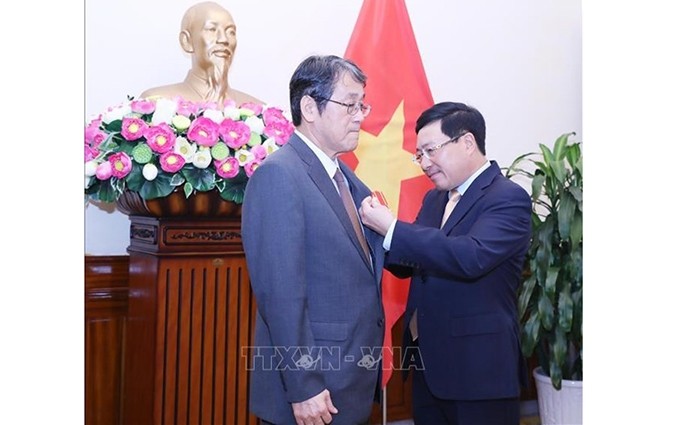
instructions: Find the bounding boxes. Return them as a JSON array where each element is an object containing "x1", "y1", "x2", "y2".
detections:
[{"x1": 342, "y1": 0, "x2": 434, "y2": 388}]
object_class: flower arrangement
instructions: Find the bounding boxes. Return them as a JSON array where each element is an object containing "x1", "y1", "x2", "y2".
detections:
[{"x1": 84, "y1": 97, "x2": 295, "y2": 204}]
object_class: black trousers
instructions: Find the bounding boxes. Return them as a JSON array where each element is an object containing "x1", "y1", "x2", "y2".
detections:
[{"x1": 412, "y1": 368, "x2": 520, "y2": 425}]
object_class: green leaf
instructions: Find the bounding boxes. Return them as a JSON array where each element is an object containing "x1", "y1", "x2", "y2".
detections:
[
  {"x1": 557, "y1": 191, "x2": 576, "y2": 241},
  {"x1": 544, "y1": 267, "x2": 559, "y2": 300},
  {"x1": 537, "y1": 292, "x2": 554, "y2": 330},
  {"x1": 539, "y1": 143, "x2": 555, "y2": 164},
  {"x1": 103, "y1": 119, "x2": 122, "y2": 133},
  {"x1": 570, "y1": 211, "x2": 583, "y2": 250},
  {"x1": 125, "y1": 162, "x2": 146, "y2": 192},
  {"x1": 182, "y1": 165, "x2": 216, "y2": 192},
  {"x1": 550, "y1": 158, "x2": 567, "y2": 185},
  {"x1": 220, "y1": 173, "x2": 247, "y2": 204},
  {"x1": 521, "y1": 311, "x2": 541, "y2": 357},
  {"x1": 96, "y1": 178, "x2": 121, "y2": 203},
  {"x1": 549, "y1": 356, "x2": 564, "y2": 390},
  {"x1": 530, "y1": 173, "x2": 545, "y2": 202},
  {"x1": 183, "y1": 182, "x2": 194, "y2": 198},
  {"x1": 550, "y1": 327, "x2": 568, "y2": 389},
  {"x1": 552, "y1": 132, "x2": 574, "y2": 160},
  {"x1": 518, "y1": 275, "x2": 536, "y2": 318},
  {"x1": 557, "y1": 284, "x2": 574, "y2": 331},
  {"x1": 138, "y1": 171, "x2": 176, "y2": 200}
]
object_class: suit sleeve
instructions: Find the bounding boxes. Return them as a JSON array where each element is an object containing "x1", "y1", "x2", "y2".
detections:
[
  {"x1": 389, "y1": 184, "x2": 531, "y2": 280},
  {"x1": 241, "y1": 161, "x2": 326, "y2": 403}
]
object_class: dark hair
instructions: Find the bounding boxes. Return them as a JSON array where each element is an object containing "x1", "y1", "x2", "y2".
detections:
[
  {"x1": 415, "y1": 102, "x2": 486, "y2": 155},
  {"x1": 289, "y1": 55, "x2": 367, "y2": 126}
]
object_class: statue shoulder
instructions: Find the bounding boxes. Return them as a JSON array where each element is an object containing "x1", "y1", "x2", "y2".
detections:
[
  {"x1": 139, "y1": 83, "x2": 196, "y2": 101},
  {"x1": 229, "y1": 89, "x2": 265, "y2": 106}
]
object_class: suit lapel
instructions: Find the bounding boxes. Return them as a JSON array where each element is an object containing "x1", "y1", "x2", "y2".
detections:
[
  {"x1": 441, "y1": 161, "x2": 501, "y2": 232},
  {"x1": 289, "y1": 136, "x2": 374, "y2": 273}
]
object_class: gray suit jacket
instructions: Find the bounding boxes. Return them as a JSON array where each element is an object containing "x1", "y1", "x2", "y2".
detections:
[{"x1": 242, "y1": 134, "x2": 385, "y2": 424}]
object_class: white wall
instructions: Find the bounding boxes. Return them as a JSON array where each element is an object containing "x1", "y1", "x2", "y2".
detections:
[{"x1": 85, "y1": 0, "x2": 582, "y2": 255}]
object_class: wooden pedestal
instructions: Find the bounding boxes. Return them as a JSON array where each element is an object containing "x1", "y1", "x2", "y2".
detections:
[{"x1": 121, "y1": 216, "x2": 258, "y2": 425}]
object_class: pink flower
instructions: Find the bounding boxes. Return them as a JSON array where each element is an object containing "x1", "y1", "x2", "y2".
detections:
[
  {"x1": 95, "y1": 161, "x2": 112, "y2": 180},
  {"x1": 198, "y1": 100, "x2": 220, "y2": 111},
  {"x1": 85, "y1": 119, "x2": 107, "y2": 148},
  {"x1": 244, "y1": 159, "x2": 262, "y2": 177},
  {"x1": 108, "y1": 152, "x2": 132, "y2": 178},
  {"x1": 264, "y1": 120, "x2": 295, "y2": 145},
  {"x1": 187, "y1": 116, "x2": 220, "y2": 147},
  {"x1": 130, "y1": 99, "x2": 156, "y2": 114},
  {"x1": 85, "y1": 144, "x2": 99, "y2": 162},
  {"x1": 219, "y1": 119, "x2": 251, "y2": 149},
  {"x1": 176, "y1": 99, "x2": 199, "y2": 117},
  {"x1": 262, "y1": 107, "x2": 287, "y2": 125},
  {"x1": 250, "y1": 145, "x2": 267, "y2": 161},
  {"x1": 121, "y1": 117, "x2": 148, "y2": 141},
  {"x1": 214, "y1": 157, "x2": 240, "y2": 178},
  {"x1": 145, "y1": 123, "x2": 176, "y2": 153},
  {"x1": 159, "y1": 152, "x2": 186, "y2": 173},
  {"x1": 240, "y1": 102, "x2": 263, "y2": 116}
]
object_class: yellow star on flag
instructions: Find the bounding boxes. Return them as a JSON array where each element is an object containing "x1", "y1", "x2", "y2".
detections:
[{"x1": 353, "y1": 100, "x2": 422, "y2": 214}]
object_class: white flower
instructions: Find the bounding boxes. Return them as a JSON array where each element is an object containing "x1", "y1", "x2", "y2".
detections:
[
  {"x1": 223, "y1": 105, "x2": 241, "y2": 120},
  {"x1": 84, "y1": 160, "x2": 98, "y2": 177},
  {"x1": 102, "y1": 103, "x2": 132, "y2": 124},
  {"x1": 174, "y1": 136, "x2": 196, "y2": 161},
  {"x1": 262, "y1": 138, "x2": 280, "y2": 155},
  {"x1": 203, "y1": 108, "x2": 224, "y2": 124},
  {"x1": 192, "y1": 147, "x2": 213, "y2": 169},
  {"x1": 151, "y1": 98, "x2": 178, "y2": 125},
  {"x1": 244, "y1": 115, "x2": 265, "y2": 134},
  {"x1": 234, "y1": 148, "x2": 255, "y2": 166},
  {"x1": 142, "y1": 163, "x2": 159, "y2": 181}
]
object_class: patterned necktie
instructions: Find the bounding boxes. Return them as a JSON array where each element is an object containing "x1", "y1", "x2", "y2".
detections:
[
  {"x1": 333, "y1": 169, "x2": 371, "y2": 263},
  {"x1": 440, "y1": 189, "x2": 462, "y2": 228},
  {"x1": 410, "y1": 189, "x2": 463, "y2": 341}
]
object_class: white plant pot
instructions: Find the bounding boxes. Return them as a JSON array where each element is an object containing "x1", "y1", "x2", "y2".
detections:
[{"x1": 533, "y1": 367, "x2": 583, "y2": 425}]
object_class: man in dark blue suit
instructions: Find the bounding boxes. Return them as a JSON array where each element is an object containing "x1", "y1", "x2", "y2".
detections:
[
  {"x1": 360, "y1": 102, "x2": 531, "y2": 424},
  {"x1": 242, "y1": 55, "x2": 385, "y2": 425}
]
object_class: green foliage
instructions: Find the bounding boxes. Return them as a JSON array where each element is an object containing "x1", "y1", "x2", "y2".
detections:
[{"x1": 505, "y1": 132, "x2": 583, "y2": 390}]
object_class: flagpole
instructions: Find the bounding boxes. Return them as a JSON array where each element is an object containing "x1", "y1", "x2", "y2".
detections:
[{"x1": 382, "y1": 387, "x2": 387, "y2": 425}]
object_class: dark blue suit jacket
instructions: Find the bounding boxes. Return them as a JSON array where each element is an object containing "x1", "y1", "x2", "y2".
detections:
[
  {"x1": 388, "y1": 161, "x2": 531, "y2": 400},
  {"x1": 242, "y1": 134, "x2": 385, "y2": 424}
]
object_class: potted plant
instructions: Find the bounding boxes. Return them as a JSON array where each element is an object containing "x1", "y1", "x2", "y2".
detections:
[
  {"x1": 504, "y1": 132, "x2": 583, "y2": 424},
  {"x1": 84, "y1": 97, "x2": 295, "y2": 210}
]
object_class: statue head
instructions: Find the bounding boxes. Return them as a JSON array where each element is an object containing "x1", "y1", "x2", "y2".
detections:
[{"x1": 179, "y1": 2, "x2": 237, "y2": 83}]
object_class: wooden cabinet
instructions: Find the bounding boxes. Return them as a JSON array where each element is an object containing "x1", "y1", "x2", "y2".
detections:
[
  {"x1": 85, "y1": 218, "x2": 414, "y2": 424},
  {"x1": 121, "y1": 216, "x2": 258, "y2": 425}
]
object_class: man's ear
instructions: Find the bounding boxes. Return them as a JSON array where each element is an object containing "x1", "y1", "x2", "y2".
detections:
[
  {"x1": 462, "y1": 132, "x2": 476, "y2": 153},
  {"x1": 179, "y1": 30, "x2": 193, "y2": 53},
  {"x1": 300, "y1": 95, "x2": 318, "y2": 123}
]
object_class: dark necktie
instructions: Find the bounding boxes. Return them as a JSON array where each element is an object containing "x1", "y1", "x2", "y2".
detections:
[{"x1": 333, "y1": 168, "x2": 371, "y2": 263}]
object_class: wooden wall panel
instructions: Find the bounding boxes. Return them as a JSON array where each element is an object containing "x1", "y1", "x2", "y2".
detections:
[{"x1": 85, "y1": 255, "x2": 129, "y2": 425}]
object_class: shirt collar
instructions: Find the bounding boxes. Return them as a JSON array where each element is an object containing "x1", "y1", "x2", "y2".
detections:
[
  {"x1": 295, "y1": 130, "x2": 339, "y2": 179},
  {"x1": 455, "y1": 160, "x2": 491, "y2": 196}
]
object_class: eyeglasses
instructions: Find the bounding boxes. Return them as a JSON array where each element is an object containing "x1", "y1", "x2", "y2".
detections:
[
  {"x1": 317, "y1": 97, "x2": 372, "y2": 116},
  {"x1": 412, "y1": 133, "x2": 466, "y2": 164}
]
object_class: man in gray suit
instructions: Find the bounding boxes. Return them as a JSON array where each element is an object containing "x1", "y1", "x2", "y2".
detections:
[{"x1": 242, "y1": 55, "x2": 386, "y2": 425}]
